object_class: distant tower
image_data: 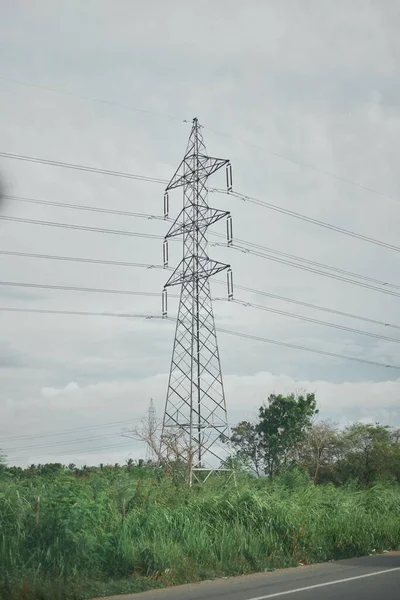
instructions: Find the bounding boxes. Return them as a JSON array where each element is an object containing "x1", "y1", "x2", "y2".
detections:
[
  {"x1": 145, "y1": 398, "x2": 157, "y2": 463},
  {"x1": 160, "y1": 118, "x2": 234, "y2": 484}
]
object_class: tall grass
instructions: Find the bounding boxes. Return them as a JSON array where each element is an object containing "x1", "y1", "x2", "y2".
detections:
[{"x1": 0, "y1": 470, "x2": 399, "y2": 599}]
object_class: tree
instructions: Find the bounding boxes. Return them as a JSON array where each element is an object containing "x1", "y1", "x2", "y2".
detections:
[
  {"x1": 337, "y1": 423, "x2": 400, "y2": 486},
  {"x1": 297, "y1": 420, "x2": 341, "y2": 483},
  {"x1": 257, "y1": 393, "x2": 318, "y2": 478},
  {"x1": 122, "y1": 413, "x2": 198, "y2": 484},
  {"x1": 228, "y1": 393, "x2": 318, "y2": 478},
  {"x1": 228, "y1": 421, "x2": 264, "y2": 476}
]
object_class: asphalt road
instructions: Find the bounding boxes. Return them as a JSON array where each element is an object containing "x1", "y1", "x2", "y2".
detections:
[{"x1": 97, "y1": 552, "x2": 400, "y2": 600}]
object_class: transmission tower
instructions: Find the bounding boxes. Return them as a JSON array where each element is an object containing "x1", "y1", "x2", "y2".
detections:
[
  {"x1": 161, "y1": 117, "x2": 234, "y2": 485},
  {"x1": 145, "y1": 398, "x2": 157, "y2": 463}
]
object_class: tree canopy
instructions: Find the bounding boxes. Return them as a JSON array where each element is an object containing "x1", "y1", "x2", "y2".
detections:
[{"x1": 228, "y1": 393, "x2": 400, "y2": 485}]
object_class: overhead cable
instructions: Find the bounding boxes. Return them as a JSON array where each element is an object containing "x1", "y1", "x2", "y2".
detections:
[
  {"x1": 0, "y1": 151, "x2": 168, "y2": 184},
  {"x1": 0, "y1": 306, "x2": 397, "y2": 370}
]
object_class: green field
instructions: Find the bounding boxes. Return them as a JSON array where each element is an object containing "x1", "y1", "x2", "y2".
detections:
[{"x1": 1, "y1": 467, "x2": 399, "y2": 600}]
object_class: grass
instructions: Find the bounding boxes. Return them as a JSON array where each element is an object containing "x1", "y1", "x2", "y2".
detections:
[{"x1": 0, "y1": 468, "x2": 400, "y2": 599}]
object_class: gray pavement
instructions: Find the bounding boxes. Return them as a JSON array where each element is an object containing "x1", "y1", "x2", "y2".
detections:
[{"x1": 96, "y1": 552, "x2": 400, "y2": 600}]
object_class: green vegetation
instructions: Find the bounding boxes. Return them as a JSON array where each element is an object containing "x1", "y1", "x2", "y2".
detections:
[
  {"x1": 1, "y1": 468, "x2": 400, "y2": 600},
  {"x1": 0, "y1": 393, "x2": 399, "y2": 600},
  {"x1": 228, "y1": 394, "x2": 400, "y2": 485}
]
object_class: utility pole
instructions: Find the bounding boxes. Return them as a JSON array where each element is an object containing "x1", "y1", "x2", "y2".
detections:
[{"x1": 161, "y1": 118, "x2": 234, "y2": 485}]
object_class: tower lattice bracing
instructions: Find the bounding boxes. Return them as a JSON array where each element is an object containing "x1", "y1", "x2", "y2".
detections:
[{"x1": 161, "y1": 118, "x2": 234, "y2": 484}]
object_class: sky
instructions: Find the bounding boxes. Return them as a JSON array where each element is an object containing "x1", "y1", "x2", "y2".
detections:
[{"x1": 0, "y1": 0, "x2": 399, "y2": 466}]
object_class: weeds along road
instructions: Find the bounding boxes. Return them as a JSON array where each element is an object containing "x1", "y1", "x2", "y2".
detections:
[{"x1": 96, "y1": 553, "x2": 400, "y2": 600}]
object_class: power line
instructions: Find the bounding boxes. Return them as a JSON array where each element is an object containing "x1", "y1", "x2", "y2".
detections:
[
  {"x1": 222, "y1": 298, "x2": 400, "y2": 345},
  {"x1": 0, "y1": 281, "x2": 181, "y2": 298},
  {"x1": 3, "y1": 188, "x2": 396, "y2": 296},
  {"x1": 2, "y1": 247, "x2": 399, "y2": 331},
  {"x1": 0, "y1": 249, "x2": 165, "y2": 271},
  {"x1": 0, "y1": 307, "x2": 168, "y2": 319},
  {"x1": 3, "y1": 210, "x2": 396, "y2": 294},
  {"x1": 0, "y1": 214, "x2": 165, "y2": 239},
  {"x1": 0, "y1": 151, "x2": 168, "y2": 184},
  {"x1": 211, "y1": 237, "x2": 400, "y2": 290},
  {"x1": 8, "y1": 278, "x2": 397, "y2": 343},
  {"x1": 4, "y1": 194, "x2": 165, "y2": 221},
  {"x1": 0, "y1": 75, "x2": 184, "y2": 123},
  {"x1": 212, "y1": 189, "x2": 400, "y2": 253},
  {"x1": 4, "y1": 298, "x2": 398, "y2": 346},
  {"x1": 6, "y1": 441, "x2": 142, "y2": 463},
  {"x1": 2, "y1": 273, "x2": 399, "y2": 342},
  {"x1": 0, "y1": 306, "x2": 397, "y2": 370},
  {"x1": 3, "y1": 432, "x2": 127, "y2": 453},
  {"x1": 4, "y1": 205, "x2": 395, "y2": 295},
  {"x1": 206, "y1": 136, "x2": 397, "y2": 203},
  {"x1": 3, "y1": 191, "x2": 398, "y2": 294},
  {"x1": 4, "y1": 212, "x2": 399, "y2": 299},
  {"x1": 0, "y1": 417, "x2": 142, "y2": 442},
  {"x1": 213, "y1": 280, "x2": 400, "y2": 331},
  {"x1": 226, "y1": 244, "x2": 400, "y2": 299},
  {"x1": 217, "y1": 327, "x2": 398, "y2": 370},
  {"x1": 7, "y1": 190, "x2": 399, "y2": 259},
  {"x1": 1, "y1": 75, "x2": 394, "y2": 203}
]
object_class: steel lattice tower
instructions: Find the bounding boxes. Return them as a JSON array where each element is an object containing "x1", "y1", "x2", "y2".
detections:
[
  {"x1": 145, "y1": 398, "x2": 157, "y2": 463},
  {"x1": 161, "y1": 117, "x2": 234, "y2": 484}
]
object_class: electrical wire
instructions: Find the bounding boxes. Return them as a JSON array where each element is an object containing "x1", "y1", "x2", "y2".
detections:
[
  {"x1": 3, "y1": 432, "x2": 128, "y2": 453},
  {"x1": 3, "y1": 211, "x2": 398, "y2": 295},
  {"x1": 221, "y1": 298, "x2": 400, "y2": 344},
  {"x1": 4, "y1": 272, "x2": 399, "y2": 318},
  {"x1": 0, "y1": 281, "x2": 180, "y2": 298},
  {"x1": 211, "y1": 188, "x2": 400, "y2": 252},
  {"x1": 0, "y1": 151, "x2": 168, "y2": 184},
  {"x1": 213, "y1": 280, "x2": 400, "y2": 331},
  {"x1": 2, "y1": 197, "x2": 397, "y2": 294},
  {"x1": 1, "y1": 75, "x2": 394, "y2": 202},
  {"x1": 0, "y1": 214, "x2": 165, "y2": 239},
  {"x1": 6, "y1": 190, "x2": 399, "y2": 260},
  {"x1": 226, "y1": 244, "x2": 400, "y2": 299},
  {"x1": 0, "y1": 307, "x2": 167, "y2": 318},
  {"x1": 216, "y1": 327, "x2": 398, "y2": 370},
  {"x1": 0, "y1": 306, "x2": 397, "y2": 370},
  {"x1": 211, "y1": 237, "x2": 400, "y2": 290},
  {"x1": 3, "y1": 194, "x2": 166, "y2": 221},
  {"x1": 2, "y1": 274, "x2": 399, "y2": 342},
  {"x1": 0, "y1": 75, "x2": 184, "y2": 123},
  {"x1": 3, "y1": 297, "x2": 398, "y2": 346},
  {"x1": 0, "y1": 250, "x2": 165, "y2": 271},
  {"x1": 2, "y1": 248, "x2": 399, "y2": 330},
  {"x1": 0, "y1": 417, "x2": 142, "y2": 442},
  {"x1": 206, "y1": 136, "x2": 397, "y2": 203},
  {"x1": 6, "y1": 441, "x2": 142, "y2": 463}
]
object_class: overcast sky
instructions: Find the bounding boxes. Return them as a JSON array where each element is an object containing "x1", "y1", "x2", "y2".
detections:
[{"x1": 1, "y1": 0, "x2": 399, "y2": 466}]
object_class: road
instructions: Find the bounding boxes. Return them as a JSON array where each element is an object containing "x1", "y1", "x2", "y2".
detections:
[{"x1": 97, "y1": 552, "x2": 400, "y2": 600}]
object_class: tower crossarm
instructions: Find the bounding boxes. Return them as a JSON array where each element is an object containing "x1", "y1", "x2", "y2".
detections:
[
  {"x1": 166, "y1": 156, "x2": 229, "y2": 191},
  {"x1": 165, "y1": 207, "x2": 229, "y2": 239},
  {"x1": 164, "y1": 257, "x2": 230, "y2": 288}
]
